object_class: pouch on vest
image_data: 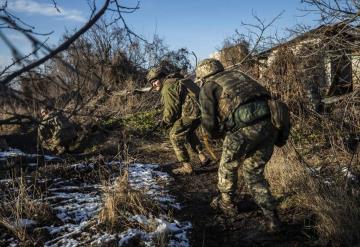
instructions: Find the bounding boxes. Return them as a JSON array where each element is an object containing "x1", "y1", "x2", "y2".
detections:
[
  {"x1": 232, "y1": 100, "x2": 270, "y2": 129},
  {"x1": 214, "y1": 70, "x2": 270, "y2": 123},
  {"x1": 268, "y1": 99, "x2": 290, "y2": 147}
]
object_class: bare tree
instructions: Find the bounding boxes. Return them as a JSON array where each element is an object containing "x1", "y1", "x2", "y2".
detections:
[
  {"x1": 0, "y1": 0, "x2": 144, "y2": 126},
  {"x1": 302, "y1": 0, "x2": 360, "y2": 24},
  {"x1": 0, "y1": 0, "x2": 142, "y2": 85},
  {"x1": 215, "y1": 11, "x2": 285, "y2": 75}
]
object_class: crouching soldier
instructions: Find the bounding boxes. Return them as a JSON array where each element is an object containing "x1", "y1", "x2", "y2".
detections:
[
  {"x1": 147, "y1": 65, "x2": 209, "y2": 175},
  {"x1": 38, "y1": 106, "x2": 77, "y2": 154},
  {"x1": 196, "y1": 58, "x2": 283, "y2": 232}
]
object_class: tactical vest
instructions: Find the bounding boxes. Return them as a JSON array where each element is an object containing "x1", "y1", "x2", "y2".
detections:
[{"x1": 210, "y1": 70, "x2": 270, "y2": 121}]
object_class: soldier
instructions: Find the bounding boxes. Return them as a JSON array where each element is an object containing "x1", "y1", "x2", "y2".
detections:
[
  {"x1": 147, "y1": 65, "x2": 209, "y2": 175},
  {"x1": 38, "y1": 106, "x2": 77, "y2": 154},
  {"x1": 196, "y1": 58, "x2": 282, "y2": 232}
]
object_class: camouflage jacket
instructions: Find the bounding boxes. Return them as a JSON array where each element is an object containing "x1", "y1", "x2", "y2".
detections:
[
  {"x1": 161, "y1": 73, "x2": 201, "y2": 126},
  {"x1": 38, "y1": 112, "x2": 76, "y2": 145},
  {"x1": 199, "y1": 70, "x2": 270, "y2": 139}
]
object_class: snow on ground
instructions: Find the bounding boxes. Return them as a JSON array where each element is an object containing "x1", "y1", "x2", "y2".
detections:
[
  {"x1": 42, "y1": 163, "x2": 191, "y2": 247},
  {"x1": 0, "y1": 149, "x2": 191, "y2": 247},
  {"x1": 0, "y1": 148, "x2": 59, "y2": 161},
  {"x1": 128, "y1": 163, "x2": 182, "y2": 210},
  {"x1": 0, "y1": 148, "x2": 26, "y2": 159}
]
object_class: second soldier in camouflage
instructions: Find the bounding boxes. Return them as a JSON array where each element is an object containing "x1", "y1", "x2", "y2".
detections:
[{"x1": 196, "y1": 58, "x2": 283, "y2": 232}]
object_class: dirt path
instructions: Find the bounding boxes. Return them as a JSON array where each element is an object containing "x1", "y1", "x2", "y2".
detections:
[
  {"x1": 133, "y1": 136, "x2": 312, "y2": 247},
  {"x1": 171, "y1": 165, "x2": 309, "y2": 247}
]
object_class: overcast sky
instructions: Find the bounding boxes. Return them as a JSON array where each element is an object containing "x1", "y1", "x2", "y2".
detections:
[{"x1": 0, "y1": 0, "x2": 320, "y2": 68}]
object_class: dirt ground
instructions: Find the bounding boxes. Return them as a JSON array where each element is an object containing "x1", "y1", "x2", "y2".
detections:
[
  {"x1": 130, "y1": 134, "x2": 313, "y2": 247},
  {"x1": 2, "y1": 128, "x2": 314, "y2": 246}
]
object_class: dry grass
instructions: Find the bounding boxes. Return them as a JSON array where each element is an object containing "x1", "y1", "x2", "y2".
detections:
[
  {"x1": 0, "y1": 175, "x2": 56, "y2": 243},
  {"x1": 266, "y1": 142, "x2": 360, "y2": 246},
  {"x1": 36, "y1": 156, "x2": 123, "y2": 183},
  {"x1": 254, "y1": 42, "x2": 360, "y2": 246},
  {"x1": 98, "y1": 170, "x2": 165, "y2": 233}
]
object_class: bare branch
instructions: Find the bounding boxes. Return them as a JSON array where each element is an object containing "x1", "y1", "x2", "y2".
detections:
[{"x1": 0, "y1": 0, "x2": 111, "y2": 86}]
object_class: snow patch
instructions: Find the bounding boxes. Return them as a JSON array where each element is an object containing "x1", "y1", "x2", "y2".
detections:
[
  {"x1": 17, "y1": 219, "x2": 37, "y2": 228},
  {"x1": 0, "y1": 148, "x2": 59, "y2": 161},
  {"x1": 41, "y1": 162, "x2": 191, "y2": 246},
  {"x1": 1, "y1": 158, "x2": 191, "y2": 246}
]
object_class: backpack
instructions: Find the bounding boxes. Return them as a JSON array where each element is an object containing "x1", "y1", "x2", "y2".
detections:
[{"x1": 267, "y1": 99, "x2": 291, "y2": 147}]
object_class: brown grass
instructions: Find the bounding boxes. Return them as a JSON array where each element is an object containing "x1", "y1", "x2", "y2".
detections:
[
  {"x1": 98, "y1": 170, "x2": 165, "y2": 233},
  {"x1": 266, "y1": 142, "x2": 360, "y2": 246},
  {"x1": 0, "y1": 175, "x2": 56, "y2": 243},
  {"x1": 36, "y1": 156, "x2": 123, "y2": 183},
  {"x1": 253, "y1": 41, "x2": 360, "y2": 246}
]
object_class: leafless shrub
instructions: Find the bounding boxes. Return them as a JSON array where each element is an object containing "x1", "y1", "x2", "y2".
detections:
[{"x1": 218, "y1": 34, "x2": 252, "y2": 69}]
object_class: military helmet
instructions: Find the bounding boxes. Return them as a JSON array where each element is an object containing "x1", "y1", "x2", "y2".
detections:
[
  {"x1": 196, "y1": 58, "x2": 224, "y2": 79},
  {"x1": 146, "y1": 66, "x2": 169, "y2": 82}
]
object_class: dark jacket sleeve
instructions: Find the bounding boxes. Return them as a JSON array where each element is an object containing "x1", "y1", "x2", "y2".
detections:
[
  {"x1": 161, "y1": 80, "x2": 182, "y2": 125},
  {"x1": 199, "y1": 81, "x2": 223, "y2": 139}
]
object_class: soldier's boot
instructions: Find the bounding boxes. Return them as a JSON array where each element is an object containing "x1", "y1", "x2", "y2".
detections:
[
  {"x1": 210, "y1": 193, "x2": 237, "y2": 216},
  {"x1": 262, "y1": 208, "x2": 282, "y2": 233},
  {"x1": 198, "y1": 152, "x2": 211, "y2": 166},
  {"x1": 172, "y1": 162, "x2": 193, "y2": 175}
]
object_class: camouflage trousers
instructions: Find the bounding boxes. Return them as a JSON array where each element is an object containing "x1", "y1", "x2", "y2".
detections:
[
  {"x1": 169, "y1": 118, "x2": 203, "y2": 163},
  {"x1": 218, "y1": 118, "x2": 278, "y2": 211}
]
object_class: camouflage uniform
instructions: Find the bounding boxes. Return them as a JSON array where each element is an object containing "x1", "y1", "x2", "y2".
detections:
[
  {"x1": 161, "y1": 73, "x2": 204, "y2": 163},
  {"x1": 217, "y1": 119, "x2": 277, "y2": 211},
  {"x1": 38, "y1": 112, "x2": 77, "y2": 154},
  {"x1": 197, "y1": 59, "x2": 281, "y2": 228}
]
